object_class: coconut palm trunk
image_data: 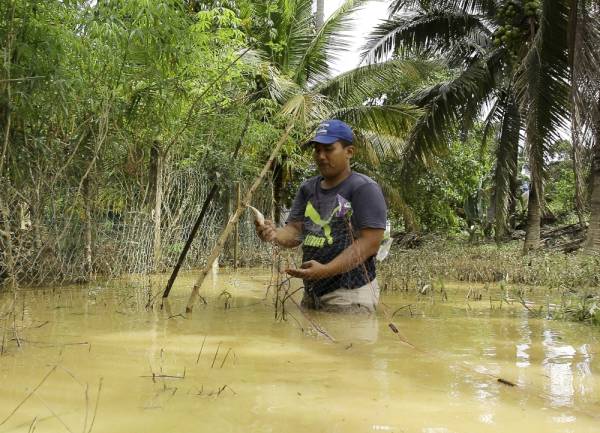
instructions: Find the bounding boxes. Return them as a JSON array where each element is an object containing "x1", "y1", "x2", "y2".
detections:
[
  {"x1": 523, "y1": 183, "x2": 542, "y2": 252},
  {"x1": 316, "y1": 0, "x2": 325, "y2": 30},
  {"x1": 586, "y1": 104, "x2": 600, "y2": 252},
  {"x1": 523, "y1": 109, "x2": 546, "y2": 253}
]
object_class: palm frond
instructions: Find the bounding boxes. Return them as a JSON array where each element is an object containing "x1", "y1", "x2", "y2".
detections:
[
  {"x1": 515, "y1": 0, "x2": 570, "y2": 206},
  {"x1": 399, "y1": 49, "x2": 504, "y2": 177},
  {"x1": 266, "y1": 66, "x2": 302, "y2": 105},
  {"x1": 570, "y1": 1, "x2": 600, "y2": 222},
  {"x1": 492, "y1": 92, "x2": 521, "y2": 240},
  {"x1": 292, "y1": 0, "x2": 370, "y2": 85},
  {"x1": 334, "y1": 103, "x2": 423, "y2": 158},
  {"x1": 316, "y1": 58, "x2": 443, "y2": 106},
  {"x1": 571, "y1": 0, "x2": 600, "y2": 143},
  {"x1": 389, "y1": 0, "x2": 424, "y2": 14},
  {"x1": 282, "y1": 0, "x2": 316, "y2": 75},
  {"x1": 389, "y1": 0, "x2": 497, "y2": 15},
  {"x1": 480, "y1": 93, "x2": 502, "y2": 146},
  {"x1": 362, "y1": 9, "x2": 490, "y2": 63},
  {"x1": 279, "y1": 91, "x2": 333, "y2": 130},
  {"x1": 354, "y1": 130, "x2": 410, "y2": 165}
]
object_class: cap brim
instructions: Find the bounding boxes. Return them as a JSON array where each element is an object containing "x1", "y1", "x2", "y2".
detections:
[{"x1": 301, "y1": 135, "x2": 339, "y2": 148}]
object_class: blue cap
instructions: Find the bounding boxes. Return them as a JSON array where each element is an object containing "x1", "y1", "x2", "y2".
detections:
[{"x1": 306, "y1": 119, "x2": 354, "y2": 147}]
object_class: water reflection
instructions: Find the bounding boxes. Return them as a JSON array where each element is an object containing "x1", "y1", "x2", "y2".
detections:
[
  {"x1": 542, "y1": 329, "x2": 575, "y2": 407},
  {"x1": 575, "y1": 344, "x2": 594, "y2": 398}
]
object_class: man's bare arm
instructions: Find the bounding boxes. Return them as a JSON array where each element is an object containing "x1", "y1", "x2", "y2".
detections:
[
  {"x1": 286, "y1": 228, "x2": 384, "y2": 280},
  {"x1": 255, "y1": 220, "x2": 302, "y2": 248}
]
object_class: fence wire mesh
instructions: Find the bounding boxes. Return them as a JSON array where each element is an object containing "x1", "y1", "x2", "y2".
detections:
[{"x1": 0, "y1": 164, "x2": 276, "y2": 288}]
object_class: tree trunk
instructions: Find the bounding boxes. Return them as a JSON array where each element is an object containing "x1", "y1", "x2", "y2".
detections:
[
  {"x1": 571, "y1": 90, "x2": 588, "y2": 227},
  {"x1": 272, "y1": 155, "x2": 286, "y2": 225},
  {"x1": 151, "y1": 142, "x2": 164, "y2": 272},
  {"x1": 83, "y1": 176, "x2": 93, "y2": 280},
  {"x1": 523, "y1": 97, "x2": 545, "y2": 253},
  {"x1": 508, "y1": 163, "x2": 519, "y2": 229},
  {"x1": 315, "y1": 0, "x2": 325, "y2": 30},
  {"x1": 523, "y1": 182, "x2": 542, "y2": 252},
  {"x1": 0, "y1": 1, "x2": 14, "y2": 179},
  {"x1": 585, "y1": 124, "x2": 600, "y2": 252}
]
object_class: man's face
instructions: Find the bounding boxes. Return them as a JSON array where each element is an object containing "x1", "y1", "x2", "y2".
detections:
[{"x1": 312, "y1": 141, "x2": 353, "y2": 179}]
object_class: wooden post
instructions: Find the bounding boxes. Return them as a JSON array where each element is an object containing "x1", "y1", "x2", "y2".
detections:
[
  {"x1": 185, "y1": 123, "x2": 294, "y2": 313},
  {"x1": 234, "y1": 182, "x2": 240, "y2": 270}
]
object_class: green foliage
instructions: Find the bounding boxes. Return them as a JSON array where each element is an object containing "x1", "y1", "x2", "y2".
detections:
[
  {"x1": 546, "y1": 139, "x2": 578, "y2": 220},
  {"x1": 402, "y1": 127, "x2": 493, "y2": 231}
]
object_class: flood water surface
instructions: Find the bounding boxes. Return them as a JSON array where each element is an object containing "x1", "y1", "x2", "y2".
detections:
[{"x1": 1, "y1": 270, "x2": 599, "y2": 433}]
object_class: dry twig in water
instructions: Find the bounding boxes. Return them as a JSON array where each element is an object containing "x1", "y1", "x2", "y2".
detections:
[{"x1": 0, "y1": 365, "x2": 57, "y2": 426}]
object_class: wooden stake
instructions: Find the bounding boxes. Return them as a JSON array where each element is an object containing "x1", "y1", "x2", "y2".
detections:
[
  {"x1": 185, "y1": 123, "x2": 294, "y2": 313},
  {"x1": 233, "y1": 182, "x2": 241, "y2": 270}
]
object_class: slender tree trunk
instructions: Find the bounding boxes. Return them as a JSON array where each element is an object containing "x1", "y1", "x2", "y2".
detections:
[
  {"x1": 315, "y1": 0, "x2": 325, "y2": 30},
  {"x1": 523, "y1": 182, "x2": 542, "y2": 252},
  {"x1": 83, "y1": 176, "x2": 93, "y2": 280},
  {"x1": 0, "y1": 1, "x2": 14, "y2": 179},
  {"x1": 272, "y1": 156, "x2": 286, "y2": 225},
  {"x1": 151, "y1": 142, "x2": 164, "y2": 272},
  {"x1": 571, "y1": 116, "x2": 587, "y2": 227},
  {"x1": 233, "y1": 182, "x2": 240, "y2": 269},
  {"x1": 523, "y1": 94, "x2": 545, "y2": 253},
  {"x1": 508, "y1": 163, "x2": 519, "y2": 229}
]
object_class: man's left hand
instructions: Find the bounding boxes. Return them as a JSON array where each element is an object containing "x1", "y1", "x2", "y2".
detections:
[{"x1": 285, "y1": 260, "x2": 329, "y2": 280}]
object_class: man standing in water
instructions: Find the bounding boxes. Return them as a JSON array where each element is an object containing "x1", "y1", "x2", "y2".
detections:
[{"x1": 255, "y1": 120, "x2": 387, "y2": 313}]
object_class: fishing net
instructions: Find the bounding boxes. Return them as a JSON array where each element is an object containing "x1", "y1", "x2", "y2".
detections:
[{"x1": 268, "y1": 191, "x2": 391, "y2": 314}]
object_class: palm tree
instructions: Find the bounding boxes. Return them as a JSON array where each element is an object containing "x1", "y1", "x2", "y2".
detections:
[
  {"x1": 363, "y1": 0, "x2": 571, "y2": 251},
  {"x1": 569, "y1": 1, "x2": 600, "y2": 252},
  {"x1": 241, "y1": 0, "x2": 431, "y2": 222}
]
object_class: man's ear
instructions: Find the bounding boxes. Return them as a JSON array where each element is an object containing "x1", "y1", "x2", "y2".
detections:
[{"x1": 345, "y1": 145, "x2": 354, "y2": 159}]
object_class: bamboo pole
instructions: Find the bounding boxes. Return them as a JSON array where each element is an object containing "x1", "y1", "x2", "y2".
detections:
[{"x1": 185, "y1": 123, "x2": 294, "y2": 313}]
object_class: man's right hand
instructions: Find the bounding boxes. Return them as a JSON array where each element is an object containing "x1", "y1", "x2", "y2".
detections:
[{"x1": 255, "y1": 219, "x2": 277, "y2": 243}]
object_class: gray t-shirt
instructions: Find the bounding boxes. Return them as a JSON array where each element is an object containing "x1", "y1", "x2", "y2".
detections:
[{"x1": 287, "y1": 171, "x2": 387, "y2": 297}]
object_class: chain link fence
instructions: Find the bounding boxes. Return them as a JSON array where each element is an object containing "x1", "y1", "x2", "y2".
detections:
[{"x1": 0, "y1": 165, "x2": 276, "y2": 288}]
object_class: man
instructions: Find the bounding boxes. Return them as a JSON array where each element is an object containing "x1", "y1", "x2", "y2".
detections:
[{"x1": 256, "y1": 119, "x2": 387, "y2": 313}]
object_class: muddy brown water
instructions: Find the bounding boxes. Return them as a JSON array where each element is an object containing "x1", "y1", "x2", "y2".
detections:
[{"x1": 0, "y1": 269, "x2": 599, "y2": 433}]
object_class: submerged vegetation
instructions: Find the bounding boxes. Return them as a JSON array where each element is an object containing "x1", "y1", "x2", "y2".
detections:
[{"x1": 381, "y1": 239, "x2": 600, "y2": 289}]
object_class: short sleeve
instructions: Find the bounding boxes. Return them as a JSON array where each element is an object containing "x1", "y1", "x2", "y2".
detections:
[
  {"x1": 286, "y1": 184, "x2": 307, "y2": 223},
  {"x1": 351, "y1": 182, "x2": 387, "y2": 230}
]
